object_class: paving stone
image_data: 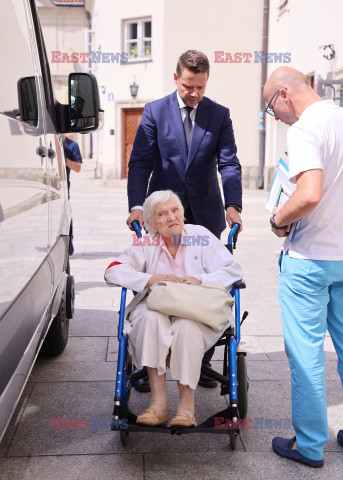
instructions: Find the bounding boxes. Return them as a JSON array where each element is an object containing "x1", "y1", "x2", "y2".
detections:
[
  {"x1": 39, "y1": 337, "x2": 108, "y2": 363},
  {"x1": 73, "y1": 266, "x2": 107, "y2": 279},
  {"x1": 74, "y1": 293, "x2": 114, "y2": 308},
  {"x1": 238, "y1": 379, "x2": 293, "y2": 452},
  {"x1": 5, "y1": 381, "x2": 241, "y2": 457},
  {"x1": 238, "y1": 336, "x2": 269, "y2": 361},
  {"x1": 325, "y1": 381, "x2": 343, "y2": 452},
  {"x1": 239, "y1": 380, "x2": 343, "y2": 454},
  {"x1": 240, "y1": 305, "x2": 283, "y2": 336},
  {"x1": 0, "y1": 454, "x2": 143, "y2": 480},
  {"x1": 255, "y1": 335, "x2": 288, "y2": 361},
  {"x1": 242, "y1": 269, "x2": 278, "y2": 286},
  {"x1": 0, "y1": 383, "x2": 34, "y2": 458},
  {"x1": 29, "y1": 361, "x2": 116, "y2": 383},
  {"x1": 69, "y1": 308, "x2": 118, "y2": 337},
  {"x1": 106, "y1": 337, "x2": 118, "y2": 361},
  {"x1": 6, "y1": 382, "x2": 122, "y2": 456},
  {"x1": 84, "y1": 240, "x2": 125, "y2": 249},
  {"x1": 145, "y1": 452, "x2": 343, "y2": 480},
  {"x1": 255, "y1": 336, "x2": 337, "y2": 362},
  {"x1": 247, "y1": 360, "x2": 341, "y2": 381},
  {"x1": 75, "y1": 280, "x2": 109, "y2": 293}
]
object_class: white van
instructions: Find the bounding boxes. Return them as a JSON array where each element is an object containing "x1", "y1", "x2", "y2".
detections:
[{"x1": 0, "y1": 0, "x2": 102, "y2": 441}]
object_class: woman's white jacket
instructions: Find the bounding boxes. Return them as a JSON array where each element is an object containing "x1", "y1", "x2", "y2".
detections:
[{"x1": 104, "y1": 224, "x2": 244, "y2": 319}]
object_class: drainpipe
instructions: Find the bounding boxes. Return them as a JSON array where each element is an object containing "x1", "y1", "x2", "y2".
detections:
[{"x1": 257, "y1": 0, "x2": 270, "y2": 189}]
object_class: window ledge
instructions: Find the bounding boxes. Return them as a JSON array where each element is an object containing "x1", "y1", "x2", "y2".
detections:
[{"x1": 123, "y1": 58, "x2": 153, "y2": 65}]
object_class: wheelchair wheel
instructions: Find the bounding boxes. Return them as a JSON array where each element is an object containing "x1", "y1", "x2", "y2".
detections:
[
  {"x1": 120, "y1": 430, "x2": 129, "y2": 447},
  {"x1": 237, "y1": 354, "x2": 248, "y2": 419}
]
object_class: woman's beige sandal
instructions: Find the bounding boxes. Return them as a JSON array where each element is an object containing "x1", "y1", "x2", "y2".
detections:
[
  {"x1": 170, "y1": 412, "x2": 197, "y2": 428},
  {"x1": 136, "y1": 408, "x2": 168, "y2": 427}
]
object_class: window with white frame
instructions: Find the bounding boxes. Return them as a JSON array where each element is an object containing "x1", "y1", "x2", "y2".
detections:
[{"x1": 124, "y1": 18, "x2": 152, "y2": 61}]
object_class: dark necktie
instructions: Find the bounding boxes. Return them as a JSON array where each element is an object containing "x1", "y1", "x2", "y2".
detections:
[{"x1": 183, "y1": 106, "x2": 193, "y2": 153}]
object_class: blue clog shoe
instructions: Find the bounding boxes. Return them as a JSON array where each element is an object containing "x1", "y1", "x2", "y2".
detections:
[
  {"x1": 272, "y1": 436, "x2": 324, "y2": 468},
  {"x1": 338, "y1": 430, "x2": 343, "y2": 447}
]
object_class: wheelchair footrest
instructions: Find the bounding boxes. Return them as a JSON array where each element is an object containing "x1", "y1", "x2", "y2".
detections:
[
  {"x1": 111, "y1": 417, "x2": 129, "y2": 431},
  {"x1": 112, "y1": 406, "x2": 242, "y2": 435},
  {"x1": 112, "y1": 404, "x2": 137, "y2": 427},
  {"x1": 198, "y1": 407, "x2": 239, "y2": 429},
  {"x1": 118, "y1": 423, "x2": 241, "y2": 435}
]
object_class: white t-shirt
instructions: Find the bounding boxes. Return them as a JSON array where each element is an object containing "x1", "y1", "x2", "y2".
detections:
[{"x1": 284, "y1": 99, "x2": 343, "y2": 260}]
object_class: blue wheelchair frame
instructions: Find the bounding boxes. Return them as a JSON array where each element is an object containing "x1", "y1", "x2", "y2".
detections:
[{"x1": 111, "y1": 223, "x2": 247, "y2": 443}]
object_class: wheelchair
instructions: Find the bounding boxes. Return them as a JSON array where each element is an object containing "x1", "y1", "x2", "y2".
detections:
[{"x1": 111, "y1": 222, "x2": 249, "y2": 449}]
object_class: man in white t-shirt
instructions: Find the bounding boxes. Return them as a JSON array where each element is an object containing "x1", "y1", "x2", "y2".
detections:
[{"x1": 263, "y1": 67, "x2": 343, "y2": 468}]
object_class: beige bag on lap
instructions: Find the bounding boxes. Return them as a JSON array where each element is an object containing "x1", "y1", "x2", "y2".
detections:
[{"x1": 146, "y1": 281, "x2": 234, "y2": 332}]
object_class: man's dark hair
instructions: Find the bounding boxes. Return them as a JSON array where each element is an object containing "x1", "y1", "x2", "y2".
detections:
[{"x1": 176, "y1": 50, "x2": 210, "y2": 78}]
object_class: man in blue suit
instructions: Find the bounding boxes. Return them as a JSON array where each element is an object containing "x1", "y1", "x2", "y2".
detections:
[
  {"x1": 127, "y1": 50, "x2": 242, "y2": 238},
  {"x1": 127, "y1": 50, "x2": 243, "y2": 388}
]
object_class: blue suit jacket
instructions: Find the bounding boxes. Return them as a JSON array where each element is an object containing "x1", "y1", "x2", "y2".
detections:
[{"x1": 128, "y1": 91, "x2": 242, "y2": 237}]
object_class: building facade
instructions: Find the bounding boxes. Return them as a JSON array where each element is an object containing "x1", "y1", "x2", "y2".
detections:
[
  {"x1": 264, "y1": 0, "x2": 343, "y2": 186},
  {"x1": 89, "y1": 0, "x2": 266, "y2": 189},
  {"x1": 37, "y1": 0, "x2": 91, "y2": 158}
]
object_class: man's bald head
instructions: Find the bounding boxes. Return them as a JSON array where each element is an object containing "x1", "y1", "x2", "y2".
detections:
[
  {"x1": 264, "y1": 67, "x2": 322, "y2": 125},
  {"x1": 264, "y1": 67, "x2": 310, "y2": 99}
]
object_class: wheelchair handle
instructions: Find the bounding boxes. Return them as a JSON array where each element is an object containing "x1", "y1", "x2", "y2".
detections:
[
  {"x1": 226, "y1": 223, "x2": 240, "y2": 253},
  {"x1": 228, "y1": 223, "x2": 240, "y2": 247},
  {"x1": 131, "y1": 220, "x2": 142, "y2": 238}
]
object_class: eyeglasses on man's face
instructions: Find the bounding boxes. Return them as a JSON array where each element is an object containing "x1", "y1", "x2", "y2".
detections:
[{"x1": 265, "y1": 90, "x2": 280, "y2": 116}]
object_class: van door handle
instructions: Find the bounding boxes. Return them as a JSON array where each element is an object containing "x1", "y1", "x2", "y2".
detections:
[
  {"x1": 36, "y1": 146, "x2": 48, "y2": 157},
  {"x1": 48, "y1": 148, "x2": 56, "y2": 159}
]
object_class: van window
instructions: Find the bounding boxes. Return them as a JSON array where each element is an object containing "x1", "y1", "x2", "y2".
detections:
[{"x1": 0, "y1": 0, "x2": 38, "y2": 126}]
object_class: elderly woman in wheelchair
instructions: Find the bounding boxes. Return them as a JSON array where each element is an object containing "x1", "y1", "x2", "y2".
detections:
[{"x1": 105, "y1": 190, "x2": 243, "y2": 428}]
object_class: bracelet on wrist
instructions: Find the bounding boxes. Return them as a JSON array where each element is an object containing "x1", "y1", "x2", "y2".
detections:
[{"x1": 270, "y1": 215, "x2": 286, "y2": 230}]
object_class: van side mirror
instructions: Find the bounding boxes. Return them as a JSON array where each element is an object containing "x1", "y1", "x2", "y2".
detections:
[
  {"x1": 68, "y1": 73, "x2": 103, "y2": 132},
  {"x1": 17, "y1": 76, "x2": 38, "y2": 126}
]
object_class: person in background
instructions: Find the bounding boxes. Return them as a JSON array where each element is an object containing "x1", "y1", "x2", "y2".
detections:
[
  {"x1": 62, "y1": 134, "x2": 82, "y2": 255},
  {"x1": 71, "y1": 96, "x2": 85, "y2": 120}
]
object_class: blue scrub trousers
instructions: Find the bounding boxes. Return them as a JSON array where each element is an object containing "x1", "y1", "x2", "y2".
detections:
[{"x1": 278, "y1": 251, "x2": 343, "y2": 460}]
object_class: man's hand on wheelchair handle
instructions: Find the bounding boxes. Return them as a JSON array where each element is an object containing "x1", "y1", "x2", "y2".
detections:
[
  {"x1": 127, "y1": 209, "x2": 143, "y2": 230},
  {"x1": 226, "y1": 207, "x2": 243, "y2": 233}
]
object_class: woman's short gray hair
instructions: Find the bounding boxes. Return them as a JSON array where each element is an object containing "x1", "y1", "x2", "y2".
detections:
[{"x1": 143, "y1": 190, "x2": 184, "y2": 233}]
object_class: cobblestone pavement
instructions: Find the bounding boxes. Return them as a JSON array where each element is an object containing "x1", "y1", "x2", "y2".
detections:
[{"x1": 1, "y1": 161, "x2": 342, "y2": 480}]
